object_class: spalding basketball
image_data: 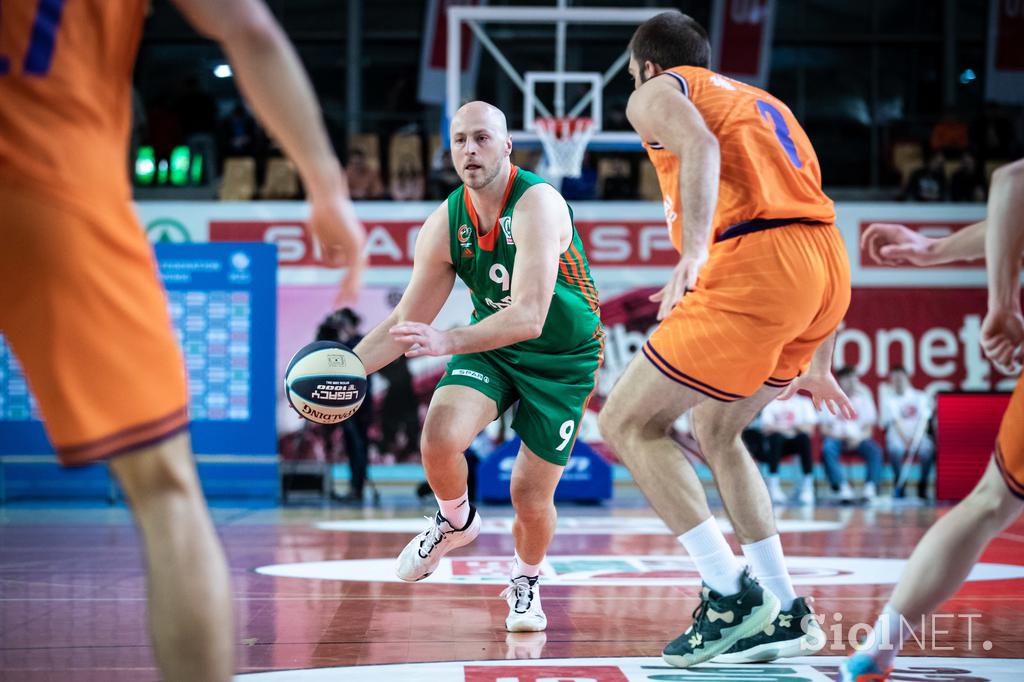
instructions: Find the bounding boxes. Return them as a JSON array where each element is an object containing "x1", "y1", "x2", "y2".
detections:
[{"x1": 284, "y1": 341, "x2": 367, "y2": 424}]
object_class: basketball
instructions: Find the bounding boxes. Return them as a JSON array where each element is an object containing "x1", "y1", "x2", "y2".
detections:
[{"x1": 284, "y1": 340, "x2": 367, "y2": 424}]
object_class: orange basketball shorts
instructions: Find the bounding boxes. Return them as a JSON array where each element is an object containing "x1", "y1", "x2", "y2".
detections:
[
  {"x1": 0, "y1": 181, "x2": 189, "y2": 465},
  {"x1": 996, "y1": 374, "x2": 1024, "y2": 500},
  {"x1": 643, "y1": 222, "x2": 851, "y2": 401}
]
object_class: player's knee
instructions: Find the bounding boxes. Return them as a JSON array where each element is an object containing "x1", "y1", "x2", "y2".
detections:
[
  {"x1": 964, "y1": 468, "x2": 1023, "y2": 527},
  {"x1": 598, "y1": 404, "x2": 666, "y2": 451},
  {"x1": 419, "y1": 424, "x2": 473, "y2": 463},
  {"x1": 109, "y1": 433, "x2": 200, "y2": 505},
  {"x1": 510, "y1": 484, "x2": 554, "y2": 522},
  {"x1": 692, "y1": 416, "x2": 740, "y2": 457}
]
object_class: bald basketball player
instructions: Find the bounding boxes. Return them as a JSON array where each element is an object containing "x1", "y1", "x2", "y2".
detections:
[
  {"x1": 598, "y1": 11, "x2": 853, "y2": 667},
  {"x1": 840, "y1": 159, "x2": 1024, "y2": 681},
  {"x1": 353, "y1": 102, "x2": 604, "y2": 633},
  {"x1": 0, "y1": 1, "x2": 363, "y2": 680}
]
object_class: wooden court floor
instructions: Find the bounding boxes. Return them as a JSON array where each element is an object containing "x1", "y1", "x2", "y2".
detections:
[{"x1": 1, "y1": 501, "x2": 1023, "y2": 680}]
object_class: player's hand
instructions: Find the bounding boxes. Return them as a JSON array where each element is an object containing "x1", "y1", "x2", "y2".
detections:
[
  {"x1": 981, "y1": 305, "x2": 1024, "y2": 374},
  {"x1": 389, "y1": 322, "x2": 452, "y2": 358},
  {"x1": 308, "y1": 179, "x2": 367, "y2": 269},
  {"x1": 861, "y1": 222, "x2": 938, "y2": 267},
  {"x1": 650, "y1": 251, "x2": 707, "y2": 321},
  {"x1": 333, "y1": 257, "x2": 364, "y2": 308},
  {"x1": 777, "y1": 373, "x2": 857, "y2": 420}
]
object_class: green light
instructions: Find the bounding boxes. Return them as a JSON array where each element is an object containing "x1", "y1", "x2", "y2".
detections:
[
  {"x1": 191, "y1": 152, "x2": 204, "y2": 185},
  {"x1": 157, "y1": 159, "x2": 169, "y2": 185},
  {"x1": 135, "y1": 146, "x2": 155, "y2": 185},
  {"x1": 170, "y1": 145, "x2": 191, "y2": 186}
]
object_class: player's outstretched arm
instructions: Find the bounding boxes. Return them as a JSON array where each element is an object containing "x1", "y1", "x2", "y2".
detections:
[
  {"x1": 391, "y1": 184, "x2": 565, "y2": 357},
  {"x1": 861, "y1": 220, "x2": 986, "y2": 267},
  {"x1": 173, "y1": 0, "x2": 365, "y2": 274},
  {"x1": 981, "y1": 159, "x2": 1024, "y2": 373},
  {"x1": 353, "y1": 203, "x2": 455, "y2": 374},
  {"x1": 627, "y1": 75, "x2": 719, "y2": 320}
]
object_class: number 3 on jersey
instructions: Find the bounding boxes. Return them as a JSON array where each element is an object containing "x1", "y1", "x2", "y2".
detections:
[
  {"x1": 756, "y1": 100, "x2": 804, "y2": 170},
  {"x1": 0, "y1": 0, "x2": 67, "y2": 76}
]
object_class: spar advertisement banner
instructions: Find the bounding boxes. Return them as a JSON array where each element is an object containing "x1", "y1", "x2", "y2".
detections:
[{"x1": 135, "y1": 201, "x2": 1005, "y2": 446}]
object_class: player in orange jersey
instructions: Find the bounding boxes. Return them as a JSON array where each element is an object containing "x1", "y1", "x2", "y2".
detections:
[
  {"x1": 839, "y1": 158, "x2": 1024, "y2": 681},
  {"x1": 0, "y1": 1, "x2": 364, "y2": 680},
  {"x1": 598, "y1": 11, "x2": 853, "y2": 667}
]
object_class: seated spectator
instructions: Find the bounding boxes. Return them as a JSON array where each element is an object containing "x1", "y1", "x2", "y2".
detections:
[
  {"x1": 347, "y1": 148, "x2": 385, "y2": 199},
  {"x1": 820, "y1": 367, "x2": 884, "y2": 503},
  {"x1": 950, "y1": 151, "x2": 987, "y2": 202},
  {"x1": 903, "y1": 150, "x2": 947, "y2": 202},
  {"x1": 759, "y1": 394, "x2": 818, "y2": 506},
  {"x1": 390, "y1": 155, "x2": 426, "y2": 201},
  {"x1": 880, "y1": 366, "x2": 935, "y2": 500}
]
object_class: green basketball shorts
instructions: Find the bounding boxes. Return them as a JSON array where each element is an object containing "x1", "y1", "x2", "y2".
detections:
[{"x1": 436, "y1": 341, "x2": 603, "y2": 466}]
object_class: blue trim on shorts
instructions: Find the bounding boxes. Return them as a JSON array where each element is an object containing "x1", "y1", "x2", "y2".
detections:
[
  {"x1": 716, "y1": 218, "x2": 828, "y2": 243},
  {"x1": 641, "y1": 342, "x2": 742, "y2": 403}
]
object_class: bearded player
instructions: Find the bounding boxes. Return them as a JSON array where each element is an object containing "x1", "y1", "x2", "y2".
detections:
[
  {"x1": 353, "y1": 101, "x2": 603, "y2": 632},
  {"x1": 599, "y1": 11, "x2": 853, "y2": 667}
]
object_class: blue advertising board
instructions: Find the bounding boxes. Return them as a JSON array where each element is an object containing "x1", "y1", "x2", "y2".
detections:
[
  {"x1": 477, "y1": 437, "x2": 613, "y2": 503},
  {"x1": 0, "y1": 243, "x2": 278, "y2": 498}
]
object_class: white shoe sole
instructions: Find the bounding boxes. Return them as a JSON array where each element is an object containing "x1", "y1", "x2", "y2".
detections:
[
  {"x1": 505, "y1": 614, "x2": 547, "y2": 632},
  {"x1": 662, "y1": 591, "x2": 781, "y2": 668}
]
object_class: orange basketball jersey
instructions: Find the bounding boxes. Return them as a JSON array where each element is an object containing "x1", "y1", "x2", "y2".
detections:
[
  {"x1": 643, "y1": 66, "x2": 835, "y2": 252},
  {"x1": 0, "y1": 0, "x2": 148, "y2": 205}
]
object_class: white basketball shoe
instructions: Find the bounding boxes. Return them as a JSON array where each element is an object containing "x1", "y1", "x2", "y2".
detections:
[
  {"x1": 502, "y1": 575, "x2": 547, "y2": 632},
  {"x1": 395, "y1": 506, "x2": 481, "y2": 582}
]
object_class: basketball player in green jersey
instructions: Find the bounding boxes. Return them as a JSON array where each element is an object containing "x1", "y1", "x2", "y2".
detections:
[{"x1": 353, "y1": 101, "x2": 604, "y2": 632}]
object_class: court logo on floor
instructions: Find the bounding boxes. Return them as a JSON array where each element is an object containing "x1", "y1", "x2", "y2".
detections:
[
  {"x1": 235, "y1": 655, "x2": 1024, "y2": 680},
  {"x1": 254, "y1": 554, "x2": 1024, "y2": 587},
  {"x1": 315, "y1": 516, "x2": 846, "y2": 536}
]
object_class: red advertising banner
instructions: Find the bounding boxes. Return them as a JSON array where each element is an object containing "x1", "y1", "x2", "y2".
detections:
[
  {"x1": 210, "y1": 220, "x2": 676, "y2": 268},
  {"x1": 835, "y1": 288, "x2": 1017, "y2": 397},
  {"x1": 464, "y1": 666, "x2": 629, "y2": 682},
  {"x1": 936, "y1": 393, "x2": 1011, "y2": 502}
]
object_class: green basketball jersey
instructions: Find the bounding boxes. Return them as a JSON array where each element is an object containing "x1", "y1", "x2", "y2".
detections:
[{"x1": 445, "y1": 166, "x2": 603, "y2": 355}]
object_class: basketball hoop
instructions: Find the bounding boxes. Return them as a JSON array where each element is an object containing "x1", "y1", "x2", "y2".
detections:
[{"x1": 534, "y1": 116, "x2": 595, "y2": 179}]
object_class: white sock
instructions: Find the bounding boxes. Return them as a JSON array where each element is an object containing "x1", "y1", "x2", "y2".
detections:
[
  {"x1": 862, "y1": 603, "x2": 908, "y2": 669},
  {"x1": 436, "y1": 489, "x2": 470, "y2": 529},
  {"x1": 742, "y1": 534, "x2": 798, "y2": 610},
  {"x1": 678, "y1": 517, "x2": 744, "y2": 596},
  {"x1": 513, "y1": 552, "x2": 542, "y2": 578}
]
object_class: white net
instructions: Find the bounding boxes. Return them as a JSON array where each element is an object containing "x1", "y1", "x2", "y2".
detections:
[{"x1": 534, "y1": 116, "x2": 595, "y2": 179}]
